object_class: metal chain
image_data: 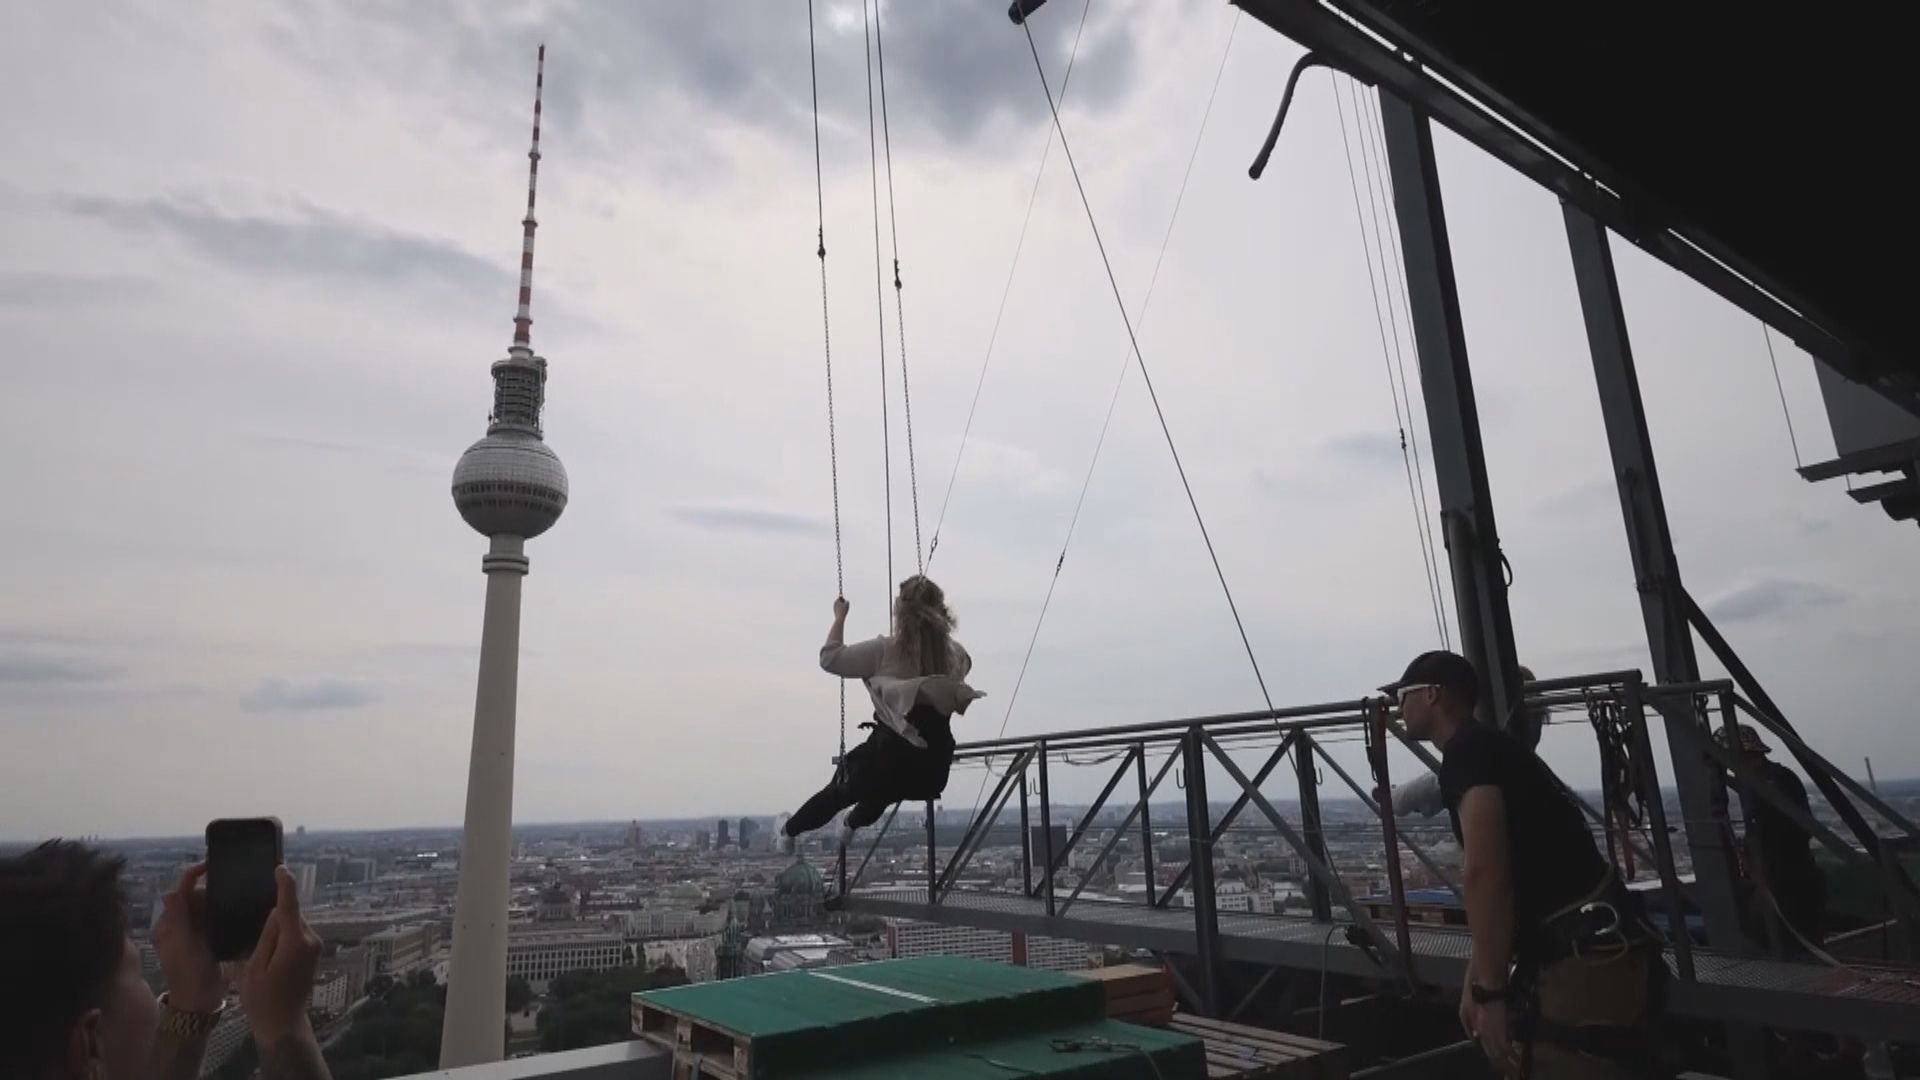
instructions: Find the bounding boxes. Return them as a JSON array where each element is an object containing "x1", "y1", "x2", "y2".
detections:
[
  {"x1": 807, "y1": 0, "x2": 847, "y2": 762},
  {"x1": 870, "y1": 0, "x2": 924, "y2": 573},
  {"x1": 861, "y1": 0, "x2": 894, "y2": 598}
]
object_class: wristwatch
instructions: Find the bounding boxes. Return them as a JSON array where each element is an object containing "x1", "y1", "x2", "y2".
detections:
[
  {"x1": 1469, "y1": 982, "x2": 1510, "y2": 1005},
  {"x1": 157, "y1": 993, "x2": 227, "y2": 1038}
]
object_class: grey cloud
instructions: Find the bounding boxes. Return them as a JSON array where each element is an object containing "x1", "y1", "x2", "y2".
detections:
[
  {"x1": 0, "y1": 656, "x2": 123, "y2": 685},
  {"x1": 1323, "y1": 432, "x2": 1405, "y2": 471},
  {"x1": 1705, "y1": 580, "x2": 1844, "y2": 624},
  {"x1": 0, "y1": 271, "x2": 152, "y2": 308},
  {"x1": 60, "y1": 194, "x2": 501, "y2": 298},
  {"x1": 239, "y1": 678, "x2": 378, "y2": 713},
  {"x1": 665, "y1": 505, "x2": 826, "y2": 536},
  {"x1": 271, "y1": 2, "x2": 1137, "y2": 155}
]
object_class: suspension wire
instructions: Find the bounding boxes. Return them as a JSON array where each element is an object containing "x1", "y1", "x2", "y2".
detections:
[
  {"x1": 1020, "y1": 14, "x2": 1279, "y2": 715},
  {"x1": 1761, "y1": 322, "x2": 1804, "y2": 470},
  {"x1": 862, "y1": 0, "x2": 895, "y2": 598},
  {"x1": 966, "y1": 9, "x2": 1240, "y2": 821},
  {"x1": 1359, "y1": 87, "x2": 1453, "y2": 646},
  {"x1": 807, "y1": 0, "x2": 847, "y2": 764},
  {"x1": 1331, "y1": 79, "x2": 1448, "y2": 646},
  {"x1": 870, "y1": 0, "x2": 923, "y2": 573},
  {"x1": 926, "y1": 0, "x2": 1096, "y2": 569}
]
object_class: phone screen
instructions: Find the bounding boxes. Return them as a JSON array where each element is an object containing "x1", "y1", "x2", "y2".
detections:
[{"x1": 206, "y1": 817, "x2": 283, "y2": 961}]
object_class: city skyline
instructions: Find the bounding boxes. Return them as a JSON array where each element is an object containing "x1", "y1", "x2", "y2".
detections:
[{"x1": 6, "y1": 4, "x2": 1920, "y2": 841}]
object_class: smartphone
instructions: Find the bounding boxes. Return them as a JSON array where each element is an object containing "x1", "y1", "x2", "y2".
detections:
[{"x1": 206, "y1": 817, "x2": 284, "y2": 961}]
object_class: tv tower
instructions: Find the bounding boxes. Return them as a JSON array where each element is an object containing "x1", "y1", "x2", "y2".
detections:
[{"x1": 440, "y1": 44, "x2": 569, "y2": 1067}]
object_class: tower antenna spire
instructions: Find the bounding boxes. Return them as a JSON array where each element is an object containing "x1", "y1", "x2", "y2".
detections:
[{"x1": 511, "y1": 43, "x2": 545, "y2": 353}]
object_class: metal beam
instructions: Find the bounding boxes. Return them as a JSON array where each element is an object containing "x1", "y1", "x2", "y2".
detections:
[
  {"x1": 1295, "y1": 734, "x2": 1332, "y2": 921},
  {"x1": 1157, "y1": 734, "x2": 1298, "y2": 907},
  {"x1": 1309, "y1": 739, "x2": 1460, "y2": 904},
  {"x1": 847, "y1": 802, "x2": 901, "y2": 893},
  {"x1": 1378, "y1": 91, "x2": 1524, "y2": 737},
  {"x1": 1232, "y1": 0, "x2": 1905, "y2": 412},
  {"x1": 1037, "y1": 748, "x2": 1139, "y2": 897},
  {"x1": 1200, "y1": 732, "x2": 1401, "y2": 967},
  {"x1": 1059, "y1": 747, "x2": 1180, "y2": 916},
  {"x1": 1562, "y1": 202, "x2": 1750, "y2": 951},
  {"x1": 1037, "y1": 741, "x2": 1056, "y2": 917},
  {"x1": 938, "y1": 747, "x2": 1034, "y2": 899},
  {"x1": 1182, "y1": 728, "x2": 1223, "y2": 1015}
]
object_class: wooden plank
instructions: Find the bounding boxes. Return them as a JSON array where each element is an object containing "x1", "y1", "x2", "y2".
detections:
[
  {"x1": 1171, "y1": 1018, "x2": 1314, "y2": 1059},
  {"x1": 1173, "y1": 1012, "x2": 1344, "y2": 1054}
]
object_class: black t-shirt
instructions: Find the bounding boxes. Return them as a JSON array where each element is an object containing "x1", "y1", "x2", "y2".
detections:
[
  {"x1": 1440, "y1": 723, "x2": 1610, "y2": 933},
  {"x1": 1748, "y1": 760, "x2": 1819, "y2": 885}
]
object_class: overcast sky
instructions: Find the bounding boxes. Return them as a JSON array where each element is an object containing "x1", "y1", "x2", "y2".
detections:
[{"x1": 5, "y1": 1, "x2": 1914, "y2": 841}]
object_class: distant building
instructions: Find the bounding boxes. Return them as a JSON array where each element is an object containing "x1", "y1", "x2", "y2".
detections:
[
  {"x1": 885, "y1": 920, "x2": 1093, "y2": 973},
  {"x1": 366, "y1": 923, "x2": 438, "y2": 976},
  {"x1": 696, "y1": 830, "x2": 711, "y2": 852},
  {"x1": 312, "y1": 968, "x2": 356, "y2": 1018},
  {"x1": 286, "y1": 862, "x2": 318, "y2": 906},
  {"x1": 624, "y1": 906, "x2": 726, "y2": 940},
  {"x1": 737, "y1": 818, "x2": 760, "y2": 852},
  {"x1": 504, "y1": 926, "x2": 627, "y2": 985},
  {"x1": 743, "y1": 933, "x2": 860, "y2": 974},
  {"x1": 339, "y1": 857, "x2": 376, "y2": 884},
  {"x1": 642, "y1": 937, "x2": 717, "y2": 982},
  {"x1": 536, "y1": 883, "x2": 575, "y2": 922},
  {"x1": 715, "y1": 921, "x2": 751, "y2": 981},
  {"x1": 317, "y1": 943, "x2": 374, "y2": 1004},
  {"x1": 625, "y1": 820, "x2": 647, "y2": 850},
  {"x1": 771, "y1": 860, "x2": 826, "y2": 932},
  {"x1": 717, "y1": 819, "x2": 731, "y2": 849}
]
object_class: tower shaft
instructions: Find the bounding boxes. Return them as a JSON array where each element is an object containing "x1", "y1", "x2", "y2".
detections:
[{"x1": 439, "y1": 537, "x2": 527, "y2": 1066}]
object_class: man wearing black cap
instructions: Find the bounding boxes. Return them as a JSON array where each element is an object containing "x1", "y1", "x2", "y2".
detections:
[{"x1": 1386, "y1": 650, "x2": 1662, "y2": 1079}]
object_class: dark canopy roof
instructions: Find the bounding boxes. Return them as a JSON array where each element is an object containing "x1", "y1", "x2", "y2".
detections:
[{"x1": 1236, "y1": 1, "x2": 1915, "y2": 413}]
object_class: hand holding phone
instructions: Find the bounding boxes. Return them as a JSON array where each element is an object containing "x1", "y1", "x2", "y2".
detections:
[{"x1": 205, "y1": 817, "x2": 284, "y2": 961}]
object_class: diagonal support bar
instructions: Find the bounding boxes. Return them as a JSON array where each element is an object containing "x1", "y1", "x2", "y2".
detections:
[
  {"x1": 1671, "y1": 720, "x2": 1920, "y2": 923},
  {"x1": 1156, "y1": 733, "x2": 1297, "y2": 907},
  {"x1": 1728, "y1": 695, "x2": 1920, "y2": 842},
  {"x1": 1059, "y1": 746, "x2": 1179, "y2": 915},
  {"x1": 1311, "y1": 739, "x2": 1461, "y2": 904},
  {"x1": 940, "y1": 747, "x2": 1035, "y2": 900},
  {"x1": 1201, "y1": 732, "x2": 1401, "y2": 967},
  {"x1": 848, "y1": 802, "x2": 901, "y2": 893},
  {"x1": 1035, "y1": 748, "x2": 1140, "y2": 898}
]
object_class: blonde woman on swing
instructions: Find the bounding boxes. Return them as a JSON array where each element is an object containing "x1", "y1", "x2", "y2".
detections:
[{"x1": 783, "y1": 575, "x2": 984, "y2": 849}]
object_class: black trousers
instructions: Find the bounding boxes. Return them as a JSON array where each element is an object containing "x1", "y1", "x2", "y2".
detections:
[{"x1": 787, "y1": 706, "x2": 955, "y2": 836}]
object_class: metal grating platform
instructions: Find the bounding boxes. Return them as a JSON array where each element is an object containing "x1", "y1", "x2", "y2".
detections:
[{"x1": 847, "y1": 887, "x2": 1920, "y2": 1042}]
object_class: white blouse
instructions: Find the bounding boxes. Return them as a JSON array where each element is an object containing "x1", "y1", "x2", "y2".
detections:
[{"x1": 819, "y1": 633, "x2": 985, "y2": 748}]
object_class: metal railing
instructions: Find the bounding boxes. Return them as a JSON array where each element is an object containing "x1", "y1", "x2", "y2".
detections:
[{"x1": 835, "y1": 668, "x2": 1920, "y2": 1002}]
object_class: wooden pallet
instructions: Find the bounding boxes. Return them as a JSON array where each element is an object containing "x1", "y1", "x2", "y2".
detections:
[
  {"x1": 633, "y1": 997, "x2": 750, "y2": 1080},
  {"x1": 1168, "y1": 1013, "x2": 1350, "y2": 1080},
  {"x1": 1076, "y1": 964, "x2": 1177, "y2": 1027},
  {"x1": 1361, "y1": 899, "x2": 1466, "y2": 927}
]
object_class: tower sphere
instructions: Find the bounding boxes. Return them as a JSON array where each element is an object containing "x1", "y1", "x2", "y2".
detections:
[{"x1": 452, "y1": 430, "x2": 568, "y2": 538}]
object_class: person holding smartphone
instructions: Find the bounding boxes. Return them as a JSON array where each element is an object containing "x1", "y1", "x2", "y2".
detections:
[{"x1": 0, "y1": 839, "x2": 333, "y2": 1080}]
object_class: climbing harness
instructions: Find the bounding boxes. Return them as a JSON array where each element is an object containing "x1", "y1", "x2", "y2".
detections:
[
  {"x1": 1508, "y1": 873, "x2": 1667, "y2": 1079},
  {"x1": 1585, "y1": 691, "x2": 1644, "y2": 876}
]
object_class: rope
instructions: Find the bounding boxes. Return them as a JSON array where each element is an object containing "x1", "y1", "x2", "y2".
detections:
[
  {"x1": 1359, "y1": 86, "x2": 1451, "y2": 646},
  {"x1": 927, "y1": 0, "x2": 1096, "y2": 569},
  {"x1": 861, "y1": 0, "x2": 895, "y2": 598},
  {"x1": 1761, "y1": 322, "x2": 1803, "y2": 470},
  {"x1": 1019, "y1": 11, "x2": 1280, "y2": 722},
  {"x1": 870, "y1": 0, "x2": 923, "y2": 572},
  {"x1": 1332, "y1": 78, "x2": 1448, "y2": 648},
  {"x1": 964, "y1": 7, "x2": 1239, "y2": 822},
  {"x1": 806, "y1": 0, "x2": 847, "y2": 763}
]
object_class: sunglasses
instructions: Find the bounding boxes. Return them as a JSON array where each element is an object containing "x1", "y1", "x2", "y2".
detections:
[{"x1": 1395, "y1": 683, "x2": 1437, "y2": 705}]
